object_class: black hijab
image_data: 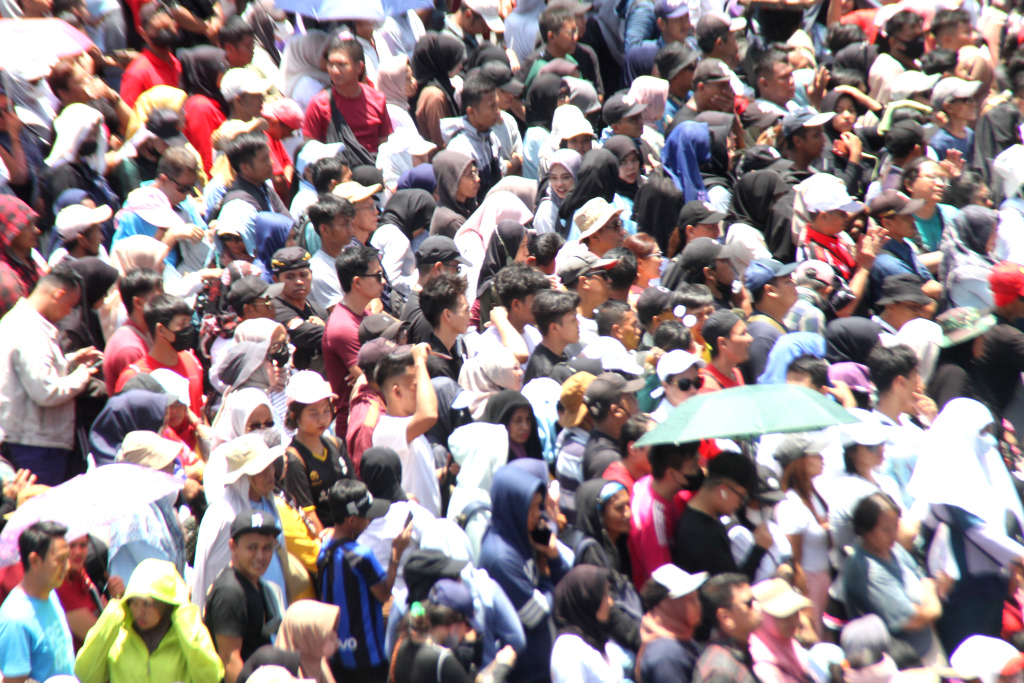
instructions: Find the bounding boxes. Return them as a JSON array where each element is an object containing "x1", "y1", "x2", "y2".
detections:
[
  {"x1": 554, "y1": 565, "x2": 611, "y2": 653},
  {"x1": 238, "y1": 646, "x2": 301, "y2": 683},
  {"x1": 379, "y1": 189, "x2": 437, "y2": 240},
  {"x1": 61, "y1": 257, "x2": 118, "y2": 351},
  {"x1": 412, "y1": 33, "x2": 466, "y2": 118},
  {"x1": 825, "y1": 318, "x2": 882, "y2": 364},
  {"x1": 833, "y1": 42, "x2": 879, "y2": 80},
  {"x1": 632, "y1": 167, "x2": 684, "y2": 252},
  {"x1": 179, "y1": 46, "x2": 229, "y2": 112},
  {"x1": 558, "y1": 148, "x2": 619, "y2": 225},
  {"x1": 476, "y1": 220, "x2": 528, "y2": 297},
  {"x1": 247, "y1": 0, "x2": 282, "y2": 66},
  {"x1": 525, "y1": 73, "x2": 563, "y2": 131},
  {"x1": 360, "y1": 447, "x2": 407, "y2": 502},
  {"x1": 602, "y1": 135, "x2": 641, "y2": 201},
  {"x1": 695, "y1": 111, "x2": 733, "y2": 191},
  {"x1": 466, "y1": 43, "x2": 509, "y2": 70},
  {"x1": 481, "y1": 389, "x2": 543, "y2": 460},
  {"x1": 973, "y1": 100, "x2": 1023, "y2": 196},
  {"x1": 729, "y1": 169, "x2": 788, "y2": 234},
  {"x1": 575, "y1": 478, "x2": 632, "y2": 581}
]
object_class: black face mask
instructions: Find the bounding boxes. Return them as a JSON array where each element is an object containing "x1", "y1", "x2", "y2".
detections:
[
  {"x1": 78, "y1": 140, "x2": 98, "y2": 157},
  {"x1": 169, "y1": 325, "x2": 196, "y2": 352},
  {"x1": 150, "y1": 28, "x2": 180, "y2": 49},
  {"x1": 900, "y1": 36, "x2": 925, "y2": 59},
  {"x1": 270, "y1": 344, "x2": 291, "y2": 368},
  {"x1": 680, "y1": 468, "x2": 705, "y2": 492}
]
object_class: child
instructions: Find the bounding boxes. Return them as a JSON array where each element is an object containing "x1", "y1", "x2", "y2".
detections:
[{"x1": 928, "y1": 77, "x2": 981, "y2": 166}]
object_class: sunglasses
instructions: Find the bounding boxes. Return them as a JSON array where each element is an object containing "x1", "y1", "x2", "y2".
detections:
[
  {"x1": 248, "y1": 420, "x2": 276, "y2": 431},
  {"x1": 174, "y1": 178, "x2": 196, "y2": 194},
  {"x1": 360, "y1": 271, "x2": 385, "y2": 281},
  {"x1": 675, "y1": 375, "x2": 704, "y2": 391}
]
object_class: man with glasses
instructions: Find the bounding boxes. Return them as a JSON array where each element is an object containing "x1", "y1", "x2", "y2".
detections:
[
  {"x1": 663, "y1": 237, "x2": 742, "y2": 311},
  {"x1": 928, "y1": 77, "x2": 982, "y2": 166},
  {"x1": 558, "y1": 252, "x2": 616, "y2": 354},
  {"x1": 867, "y1": 191, "x2": 942, "y2": 308},
  {"x1": 581, "y1": 372, "x2": 644, "y2": 481},
  {"x1": 400, "y1": 236, "x2": 471, "y2": 345},
  {"x1": 226, "y1": 276, "x2": 279, "y2": 324},
  {"x1": 741, "y1": 258, "x2": 798, "y2": 384},
  {"x1": 673, "y1": 452, "x2": 773, "y2": 580},
  {"x1": 693, "y1": 572, "x2": 763, "y2": 683},
  {"x1": 575, "y1": 198, "x2": 626, "y2": 257}
]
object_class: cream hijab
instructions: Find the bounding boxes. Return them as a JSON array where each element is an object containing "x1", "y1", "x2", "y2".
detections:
[
  {"x1": 458, "y1": 347, "x2": 523, "y2": 420},
  {"x1": 276, "y1": 600, "x2": 340, "y2": 683}
]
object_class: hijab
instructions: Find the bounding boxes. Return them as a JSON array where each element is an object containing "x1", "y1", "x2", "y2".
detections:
[
  {"x1": 378, "y1": 55, "x2": 412, "y2": 112},
  {"x1": 730, "y1": 170, "x2": 789, "y2": 234},
  {"x1": 541, "y1": 148, "x2": 583, "y2": 210},
  {"x1": 575, "y1": 478, "x2": 632, "y2": 583},
  {"x1": 466, "y1": 44, "x2": 510, "y2": 71},
  {"x1": 628, "y1": 76, "x2": 669, "y2": 129},
  {"x1": 525, "y1": 73, "x2": 564, "y2": 131},
  {"x1": 632, "y1": 168, "x2": 684, "y2": 252},
  {"x1": 360, "y1": 447, "x2": 408, "y2": 501},
  {"x1": 282, "y1": 30, "x2": 332, "y2": 99},
  {"x1": 458, "y1": 347, "x2": 522, "y2": 420},
  {"x1": 276, "y1": 601, "x2": 340, "y2": 683},
  {"x1": 63, "y1": 258, "x2": 120, "y2": 351},
  {"x1": 411, "y1": 33, "x2": 466, "y2": 117},
  {"x1": 833, "y1": 42, "x2": 878, "y2": 80},
  {"x1": 455, "y1": 192, "x2": 534, "y2": 300},
  {"x1": 623, "y1": 43, "x2": 658, "y2": 85},
  {"x1": 253, "y1": 212, "x2": 293, "y2": 276},
  {"x1": 757, "y1": 332, "x2": 827, "y2": 385},
  {"x1": 539, "y1": 104, "x2": 595, "y2": 164},
  {"x1": 662, "y1": 121, "x2": 711, "y2": 202},
  {"x1": 216, "y1": 339, "x2": 274, "y2": 392},
  {"x1": 695, "y1": 111, "x2": 733, "y2": 190},
  {"x1": 214, "y1": 387, "x2": 274, "y2": 447},
  {"x1": 476, "y1": 220, "x2": 528, "y2": 297},
  {"x1": 558, "y1": 149, "x2": 619, "y2": 225},
  {"x1": 110, "y1": 235, "x2": 170, "y2": 275},
  {"x1": 238, "y1": 646, "x2": 302, "y2": 683},
  {"x1": 379, "y1": 189, "x2": 437, "y2": 240},
  {"x1": 824, "y1": 318, "x2": 882, "y2": 365},
  {"x1": 46, "y1": 103, "x2": 107, "y2": 175},
  {"x1": 887, "y1": 319, "x2": 943, "y2": 385},
  {"x1": 431, "y1": 150, "x2": 476, "y2": 216},
  {"x1": 481, "y1": 389, "x2": 543, "y2": 460},
  {"x1": 89, "y1": 390, "x2": 172, "y2": 466},
  {"x1": 180, "y1": 46, "x2": 229, "y2": 112},
  {"x1": 487, "y1": 177, "x2": 539, "y2": 214},
  {"x1": 554, "y1": 565, "x2": 611, "y2": 653},
  {"x1": 602, "y1": 135, "x2": 641, "y2": 201},
  {"x1": 952, "y1": 205, "x2": 998, "y2": 257},
  {"x1": 397, "y1": 164, "x2": 436, "y2": 194},
  {"x1": 0, "y1": 196, "x2": 40, "y2": 293}
]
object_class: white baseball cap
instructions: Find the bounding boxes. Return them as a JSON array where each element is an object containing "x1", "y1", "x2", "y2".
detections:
[
  {"x1": 801, "y1": 174, "x2": 863, "y2": 214},
  {"x1": 150, "y1": 368, "x2": 191, "y2": 406},
  {"x1": 55, "y1": 204, "x2": 112, "y2": 242},
  {"x1": 463, "y1": 0, "x2": 504, "y2": 32},
  {"x1": 651, "y1": 564, "x2": 707, "y2": 599},
  {"x1": 220, "y1": 68, "x2": 271, "y2": 102},
  {"x1": 656, "y1": 350, "x2": 705, "y2": 382},
  {"x1": 286, "y1": 370, "x2": 337, "y2": 405}
]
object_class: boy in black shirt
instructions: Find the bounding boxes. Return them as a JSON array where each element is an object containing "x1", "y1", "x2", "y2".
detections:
[{"x1": 524, "y1": 290, "x2": 580, "y2": 383}]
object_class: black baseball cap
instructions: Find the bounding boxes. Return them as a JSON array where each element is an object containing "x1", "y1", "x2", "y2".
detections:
[
  {"x1": 270, "y1": 246, "x2": 312, "y2": 274},
  {"x1": 679, "y1": 237, "x2": 742, "y2": 273},
  {"x1": 557, "y1": 252, "x2": 618, "y2": 288},
  {"x1": 227, "y1": 276, "x2": 283, "y2": 314},
  {"x1": 479, "y1": 61, "x2": 525, "y2": 97},
  {"x1": 876, "y1": 273, "x2": 931, "y2": 306},
  {"x1": 146, "y1": 108, "x2": 189, "y2": 147},
  {"x1": 230, "y1": 509, "x2": 281, "y2": 540},
  {"x1": 584, "y1": 372, "x2": 645, "y2": 415},
  {"x1": 637, "y1": 286, "x2": 681, "y2": 326},
  {"x1": 678, "y1": 200, "x2": 728, "y2": 229},
  {"x1": 358, "y1": 313, "x2": 408, "y2": 344},
  {"x1": 329, "y1": 480, "x2": 390, "y2": 521},
  {"x1": 868, "y1": 190, "x2": 926, "y2": 219},
  {"x1": 692, "y1": 58, "x2": 733, "y2": 85},
  {"x1": 707, "y1": 450, "x2": 757, "y2": 492},
  {"x1": 656, "y1": 42, "x2": 699, "y2": 81},
  {"x1": 702, "y1": 309, "x2": 741, "y2": 350},
  {"x1": 602, "y1": 92, "x2": 647, "y2": 125},
  {"x1": 884, "y1": 120, "x2": 935, "y2": 158},
  {"x1": 754, "y1": 464, "x2": 785, "y2": 505},
  {"x1": 695, "y1": 13, "x2": 747, "y2": 47},
  {"x1": 415, "y1": 235, "x2": 471, "y2": 267}
]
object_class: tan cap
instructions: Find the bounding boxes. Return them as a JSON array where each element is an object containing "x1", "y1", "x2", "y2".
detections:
[
  {"x1": 752, "y1": 578, "x2": 812, "y2": 618},
  {"x1": 558, "y1": 371, "x2": 596, "y2": 428},
  {"x1": 216, "y1": 433, "x2": 282, "y2": 484},
  {"x1": 574, "y1": 197, "x2": 623, "y2": 242},
  {"x1": 333, "y1": 181, "x2": 381, "y2": 204},
  {"x1": 117, "y1": 431, "x2": 185, "y2": 471}
]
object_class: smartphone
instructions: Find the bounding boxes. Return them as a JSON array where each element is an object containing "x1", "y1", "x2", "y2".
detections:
[
  {"x1": 530, "y1": 518, "x2": 552, "y2": 546},
  {"x1": 405, "y1": 511, "x2": 414, "y2": 527}
]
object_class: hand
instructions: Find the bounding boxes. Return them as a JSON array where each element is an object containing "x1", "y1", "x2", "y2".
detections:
[
  {"x1": 839, "y1": 131, "x2": 862, "y2": 161},
  {"x1": 940, "y1": 149, "x2": 965, "y2": 178},
  {"x1": 490, "y1": 306, "x2": 509, "y2": 326},
  {"x1": 823, "y1": 380, "x2": 856, "y2": 408},
  {"x1": 856, "y1": 223, "x2": 886, "y2": 270},
  {"x1": 528, "y1": 526, "x2": 559, "y2": 559},
  {"x1": 806, "y1": 65, "x2": 829, "y2": 109},
  {"x1": 504, "y1": 47, "x2": 520, "y2": 73},
  {"x1": 2, "y1": 110, "x2": 22, "y2": 138},
  {"x1": 2, "y1": 469, "x2": 35, "y2": 502},
  {"x1": 756, "y1": 124, "x2": 778, "y2": 147},
  {"x1": 647, "y1": 153, "x2": 661, "y2": 173},
  {"x1": 198, "y1": 268, "x2": 223, "y2": 282},
  {"x1": 410, "y1": 342, "x2": 430, "y2": 366},
  {"x1": 496, "y1": 645, "x2": 517, "y2": 668},
  {"x1": 309, "y1": 316, "x2": 326, "y2": 326},
  {"x1": 106, "y1": 574, "x2": 125, "y2": 599},
  {"x1": 913, "y1": 392, "x2": 938, "y2": 423},
  {"x1": 391, "y1": 518, "x2": 413, "y2": 557},
  {"x1": 68, "y1": 346, "x2": 102, "y2": 370},
  {"x1": 753, "y1": 523, "x2": 774, "y2": 549},
  {"x1": 646, "y1": 347, "x2": 665, "y2": 370},
  {"x1": 171, "y1": 224, "x2": 205, "y2": 243},
  {"x1": 933, "y1": 570, "x2": 954, "y2": 599}
]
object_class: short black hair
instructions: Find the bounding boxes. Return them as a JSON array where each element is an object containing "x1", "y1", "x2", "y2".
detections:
[
  {"x1": 375, "y1": 350, "x2": 415, "y2": 390},
  {"x1": 156, "y1": 146, "x2": 199, "y2": 180},
  {"x1": 827, "y1": 24, "x2": 866, "y2": 55},
  {"x1": 461, "y1": 74, "x2": 496, "y2": 114},
  {"x1": 309, "y1": 195, "x2": 354, "y2": 236},
  {"x1": 753, "y1": 47, "x2": 790, "y2": 95},
  {"x1": 335, "y1": 245, "x2": 378, "y2": 293},
  {"x1": 225, "y1": 133, "x2": 270, "y2": 174},
  {"x1": 595, "y1": 299, "x2": 631, "y2": 337},
  {"x1": 675, "y1": 283, "x2": 714, "y2": 310},
  {"x1": 310, "y1": 157, "x2": 347, "y2": 194},
  {"x1": 866, "y1": 343, "x2": 918, "y2": 394},
  {"x1": 19, "y1": 521, "x2": 68, "y2": 571},
  {"x1": 144, "y1": 293, "x2": 192, "y2": 336},
  {"x1": 539, "y1": 5, "x2": 575, "y2": 41},
  {"x1": 36, "y1": 260, "x2": 83, "y2": 294},
  {"x1": 852, "y1": 492, "x2": 901, "y2": 536},
  {"x1": 619, "y1": 413, "x2": 653, "y2": 453},
  {"x1": 604, "y1": 246, "x2": 638, "y2": 292},
  {"x1": 827, "y1": 69, "x2": 866, "y2": 91},
  {"x1": 529, "y1": 232, "x2": 565, "y2": 267},
  {"x1": 649, "y1": 441, "x2": 700, "y2": 479},
  {"x1": 652, "y1": 320, "x2": 692, "y2": 352},
  {"x1": 786, "y1": 354, "x2": 829, "y2": 389},
  {"x1": 705, "y1": 450, "x2": 756, "y2": 491},
  {"x1": 881, "y1": 10, "x2": 922, "y2": 54},
  {"x1": 218, "y1": 15, "x2": 255, "y2": 46},
  {"x1": 532, "y1": 289, "x2": 580, "y2": 336},
  {"x1": 943, "y1": 171, "x2": 987, "y2": 209},
  {"x1": 493, "y1": 263, "x2": 551, "y2": 309},
  {"x1": 930, "y1": 8, "x2": 969, "y2": 38},
  {"x1": 420, "y1": 272, "x2": 468, "y2": 328},
  {"x1": 119, "y1": 268, "x2": 163, "y2": 316},
  {"x1": 325, "y1": 36, "x2": 364, "y2": 64},
  {"x1": 329, "y1": 479, "x2": 369, "y2": 522},
  {"x1": 700, "y1": 573, "x2": 749, "y2": 626},
  {"x1": 920, "y1": 48, "x2": 958, "y2": 76}
]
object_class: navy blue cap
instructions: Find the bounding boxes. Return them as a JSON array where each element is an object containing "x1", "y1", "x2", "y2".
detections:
[{"x1": 744, "y1": 258, "x2": 798, "y2": 293}]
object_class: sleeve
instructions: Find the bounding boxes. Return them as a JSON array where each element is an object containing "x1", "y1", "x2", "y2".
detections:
[
  {"x1": 0, "y1": 617, "x2": 33, "y2": 678},
  {"x1": 302, "y1": 93, "x2": 329, "y2": 143},
  {"x1": 775, "y1": 499, "x2": 809, "y2": 537},
  {"x1": 488, "y1": 578, "x2": 528, "y2": 653},
  {"x1": 415, "y1": 90, "x2": 450, "y2": 148},
  {"x1": 426, "y1": 354, "x2": 456, "y2": 380},
  {"x1": 487, "y1": 554, "x2": 550, "y2": 629},
  {"x1": 174, "y1": 603, "x2": 226, "y2": 683},
  {"x1": 377, "y1": 98, "x2": 393, "y2": 143},
  {"x1": 74, "y1": 601, "x2": 125, "y2": 683},
  {"x1": 439, "y1": 649, "x2": 475, "y2": 683},
  {"x1": 284, "y1": 452, "x2": 316, "y2": 511},
  {"x1": 624, "y1": 0, "x2": 656, "y2": 51},
  {"x1": 280, "y1": 315, "x2": 325, "y2": 354},
  {"x1": 355, "y1": 548, "x2": 388, "y2": 587},
  {"x1": 11, "y1": 344, "x2": 91, "y2": 407},
  {"x1": 948, "y1": 505, "x2": 1024, "y2": 567},
  {"x1": 119, "y1": 66, "x2": 146, "y2": 109},
  {"x1": 841, "y1": 554, "x2": 917, "y2": 633},
  {"x1": 204, "y1": 583, "x2": 248, "y2": 639}
]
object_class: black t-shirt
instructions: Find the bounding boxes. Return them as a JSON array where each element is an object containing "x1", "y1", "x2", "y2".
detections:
[
  {"x1": 582, "y1": 429, "x2": 623, "y2": 481},
  {"x1": 639, "y1": 637, "x2": 701, "y2": 683},
  {"x1": 425, "y1": 333, "x2": 463, "y2": 381},
  {"x1": 975, "y1": 318, "x2": 1024, "y2": 417},
  {"x1": 285, "y1": 435, "x2": 354, "y2": 526},
  {"x1": 393, "y1": 639, "x2": 473, "y2": 683},
  {"x1": 273, "y1": 296, "x2": 329, "y2": 374},
  {"x1": 672, "y1": 506, "x2": 765, "y2": 581},
  {"x1": 523, "y1": 343, "x2": 566, "y2": 384},
  {"x1": 204, "y1": 566, "x2": 275, "y2": 661},
  {"x1": 400, "y1": 290, "x2": 434, "y2": 346}
]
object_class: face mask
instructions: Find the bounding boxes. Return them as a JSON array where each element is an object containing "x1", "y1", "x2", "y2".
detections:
[
  {"x1": 169, "y1": 325, "x2": 196, "y2": 352},
  {"x1": 679, "y1": 468, "x2": 705, "y2": 492},
  {"x1": 78, "y1": 140, "x2": 98, "y2": 157},
  {"x1": 901, "y1": 36, "x2": 925, "y2": 59},
  {"x1": 977, "y1": 432, "x2": 998, "y2": 453},
  {"x1": 270, "y1": 344, "x2": 291, "y2": 369},
  {"x1": 150, "y1": 28, "x2": 180, "y2": 49}
]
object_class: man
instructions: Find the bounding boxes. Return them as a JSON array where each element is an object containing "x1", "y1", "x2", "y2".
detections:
[
  {"x1": 401, "y1": 236, "x2": 470, "y2": 345},
  {"x1": 629, "y1": 442, "x2": 703, "y2": 588},
  {"x1": 227, "y1": 276, "x2": 280, "y2": 323},
  {"x1": 600, "y1": 92, "x2": 647, "y2": 143},
  {"x1": 335, "y1": 182, "x2": 382, "y2": 248},
  {"x1": 796, "y1": 174, "x2": 866, "y2": 283},
  {"x1": 110, "y1": 109, "x2": 191, "y2": 198},
  {"x1": 673, "y1": 452, "x2": 771, "y2": 579},
  {"x1": 741, "y1": 258, "x2": 798, "y2": 384},
  {"x1": 46, "y1": 59, "x2": 131, "y2": 143},
  {"x1": 216, "y1": 133, "x2": 290, "y2": 223},
  {"x1": 525, "y1": 289, "x2": 580, "y2": 383},
  {"x1": 302, "y1": 38, "x2": 392, "y2": 159},
  {"x1": 308, "y1": 195, "x2": 357, "y2": 310},
  {"x1": 930, "y1": 77, "x2": 982, "y2": 167},
  {"x1": 103, "y1": 268, "x2": 163, "y2": 396},
  {"x1": 869, "y1": 11, "x2": 925, "y2": 105},
  {"x1": 604, "y1": 247, "x2": 637, "y2": 303},
  {"x1": 784, "y1": 260, "x2": 834, "y2": 335},
  {"x1": 638, "y1": 565, "x2": 707, "y2": 683},
  {"x1": 51, "y1": 203, "x2": 110, "y2": 263},
  {"x1": 219, "y1": 16, "x2": 257, "y2": 69},
  {"x1": 291, "y1": 142, "x2": 346, "y2": 220},
  {"x1": 443, "y1": 0, "x2": 503, "y2": 52},
  {"x1": 262, "y1": 98, "x2": 305, "y2": 201},
  {"x1": 419, "y1": 272, "x2": 470, "y2": 381},
  {"x1": 749, "y1": 48, "x2": 796, "y2": 119},
  {"x1": 581, "y1": 372, "x2": 643, "y2": 481},
  {"x1": 980, "y1": 262, "x2": 1024, "y2": 419},
  {"x1": 873, "y1": 274, "x2": 932, "y2": 338},
  {"x1": 220, "y1": 68, "x2": 270, "y2": 125},
  {"x1": 372, "y1": 345, "x2": 440, "y2": 516},
  {"x1": 146, "y1": 147, "x2": 209, "y2": 271},
  {"x1": 679, "y1": 202, "x2": 726, "y2": 249},
  {"x1": 581, "y1": 300, "x2": 643, "y2": 375},
  {"x1": 576, "y1": 197, "x2": 626, "y2": 256},
  {"x1": 670, "y1": 59, "x2": 737, "y2": 126},
  {"x1": 520, "y1": 6, "x2": 578, "y2": 92},
  {"x1": 866, "y1": 121, "x2": 929, "y2": 203},
  {"x1": 479, "y1": 62, "x2": 525, "y2": 177},
  {"x1": 0, "y1": 265, "x2": 97, "y2": 485},
  {"x1": 604, "y1": 413, "x2": 653, "y2": 493},
  {"x1": 324, "y1": 246, "x2": 385, "y2": 435},
  {"x1": 205, "y1": 510, "x2": 284, "y2": 683},
  {"x1": 931, "y1": 8, "x2": 973, "y2": 52},
  {"x1": 0, "y1": 196, "x2": 43, "y2": 317},
  {"x1": 693, "y1": 573, "x2": 763, "y2": 683},
  {"x1": 867, "y1": 190, "x2": 940, "y2": 305},
  {"x1": 699, "y1": 310, "x2": 752, "y2": 393},
  {"x1": 120, "y1": 2, "x2": 182, "y2": 108},
  {"x1": 522, "y1": 1, "x2": 604, "y2": 97},
  {"x1": 637, "y1": 286, "x2": 683, "y2": 352},
  {"x1": 271, "y1": 247, "x2": 328, "y2": 374},
  {"x1": 559, "y1": 253, "x2": 616, "y2": 353},
  {"x1": 780, "y1": 107, "x2": 835, "y2": 179},
  {"x1": 657, "y1": 42, "x2": 700, "y2": 126},
  {"x1": 472, "y1": 263, "x2": 551, "y2": 363},
  {"x1": 445, "y1": 75, "x2": 503, "y2": 201},
  {"x1": 651, "y1": 350, "x2": 705, "y2": 423},
  {"x1": 665, "y1": 237, "x2": 742, "y2": 311},
  {"x1": 348, "y1": 338, "x2": 396, "y2": 471},
  {"x1": 695, "y1": 13, "x2": 744, "y2": 68},
  {"x1": 0, "y1": 522, "x2": 74, "y2": 682}
]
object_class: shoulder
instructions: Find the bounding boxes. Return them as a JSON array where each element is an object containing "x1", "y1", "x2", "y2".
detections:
[
  {"x1": 361, "y1": 83, "x2": 387, "y2": 107},
  {"x1": 309, "y1": 88, "x2": 331, "y2": 106}
]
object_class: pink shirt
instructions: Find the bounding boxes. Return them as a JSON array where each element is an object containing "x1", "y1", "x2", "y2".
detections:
[
  {"x1": 103, "y1": 322, "x2": 148, "y2": 397},
  {"x1": 323, "y1": 302, "x2": 364, "y2": 435},
  {"x1": 629, "y1": 475, "x2": 690, "y2": 588}
]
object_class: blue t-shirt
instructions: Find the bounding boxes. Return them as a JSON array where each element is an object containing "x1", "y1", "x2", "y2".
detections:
[
  {"x1": 0, "y1": 587, "x2": 74, "y2": 681},
  {"x1": 929, "y1": 127, "x2": 975, "y2": 166},
  {"x1": 319, "y1": 538, "x2": 388, "y2": 671}
]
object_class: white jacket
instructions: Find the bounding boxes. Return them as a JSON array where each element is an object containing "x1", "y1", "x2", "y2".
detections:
[{"x1": 0, "y1": 298, "x2": 91, "y2": 449}]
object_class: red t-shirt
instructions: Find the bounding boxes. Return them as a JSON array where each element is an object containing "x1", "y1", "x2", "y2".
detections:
[
  {"x1": 120, "y1": 49, "x2": 182, "y2": 109},
  {"x1": 103, "y1": 322, "x2": 149, "y2": 397},
  {"x1": 628, "y1": 475, "x2": 692, "y2": 588},
  {"x1": 323, "y1": 302, "x2": 364, "y2": 435},
  {"x1": 347, "y1": 384, "x2": 387, "y2": 476},
  {"x1": 56, "y1": 568, "x2": 103, "y2": 651},
  {"x1": 301, "y1": 84, "x2": 392, "y2": 154},
  {"x1": 266, "y1": 133, "x2": 291, "y2": 177},
  {"x1": 115, "y1": 350, "x2": 205, "y2": 445},
  {"x1": 699, "y1": 363, "x2": 744, "y2": 393},
  {"x1": 183, "y1": 94, "x2": 227, "y2": 175}
]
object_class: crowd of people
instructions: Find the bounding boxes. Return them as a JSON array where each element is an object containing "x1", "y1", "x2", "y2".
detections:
[{"x1": 7, "y1": 0, "x2": 1024, "y2": 682}]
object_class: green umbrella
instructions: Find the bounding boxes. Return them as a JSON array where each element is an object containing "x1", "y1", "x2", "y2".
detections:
[{"x1": 636, "y1": 384, "x2": 859, "y2": 447}]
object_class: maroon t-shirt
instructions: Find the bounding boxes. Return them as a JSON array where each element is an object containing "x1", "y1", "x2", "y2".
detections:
[
  {"x1": 301, "y1": 84, "x2": 392, "y2": 154},
  {"x1": 323, "y1": 302, "x2": 364, "y2": 435}
]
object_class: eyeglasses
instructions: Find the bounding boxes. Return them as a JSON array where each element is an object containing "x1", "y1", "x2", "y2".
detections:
[
  {"x1": 949, "y1": 97, "x2": 973, "y2": 105},
  {"x1": 586, "y1": 270, "x2": 611, "y2": 282},
  {"x1": 602, "y1": 218, "x2": 625, "y2": 233},
  {"x1": 173, "y1": 177, "x2": 196, "y2": 194},
  {"x1": 723, "y1": 482, "x2": 749, "y2": 506},
  {"x1": 675, "y1": 375, "x2": 704, "y2": 391},
  {"x1": 221, "y1": 234, "x2": 243, "y2": 242},
  {"x1": 253, "y1": 297, "x2": 275, "y2": 308},
  {"x1": 463, "y1": 169, "x2": 481, "y2": 180},
  {"x1": 361, "y1": 271, "x2": 385, "y2": 281}
]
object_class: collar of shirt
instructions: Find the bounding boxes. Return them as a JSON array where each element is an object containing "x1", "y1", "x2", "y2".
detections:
[
  {"x1": 17, "y1": 298, "x2": 57, "y2": 338},
  {"x1": 870, "y1": 314, "x2": 898, "y2": 336}
]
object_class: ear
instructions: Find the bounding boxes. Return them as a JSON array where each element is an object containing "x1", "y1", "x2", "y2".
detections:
[
  {"x1": 525, "y1": 255, "x2": 537, "y2": 267},
  {"x1": 228, "y1": 538, "x2": 236, "y2": 553}
]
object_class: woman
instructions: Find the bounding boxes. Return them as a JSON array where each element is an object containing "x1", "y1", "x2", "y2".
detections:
[
  {"x1": 214, "y1": 387, "x2": 277, "y2": 448},
  {"x1": 109, "y1": 235, "x2": 170, "y2": 275},
  {"x1": 275, "y1": 600, "x2": 340, "y2": 683},
  {"x1": 211, "y1": 202, "x2": 264, "y2": 273},
  {"x1": 430, "y1": 150, "x2": 478, "y2": 237},
  {"x1": 661, "y1": 121, "x2": 711, "y2": 203},
  {"x1": 378, "y1": 55, "x2": 418, "y2": 133},
  {"x1": 377, "y1": 128, "x2": 436, "y2": 198},
  {"x1": 816, "y1": 89, "x2": 870, "y2": 197},
  {"x1": 773, "y1": 433, "x2": 831, "y2": 634},
  {"x1": 841, "y1": 493, "x2": 944, "y2": 665},
  {"x1": 281, "y1": 30, "x2": 332, "y2": 111},
  {"x1": 627, "y1": 76, "x2": 668, "y2": 136},
  {"x1": 455, "y1": 192, "x2": 534, "y2": 302},
  {"x1": 459, "y1": 348, "x2": 524, "y2": 420},
  {"x1": 412, "y1": 33, "x2": 466, "y2": 148},
  {"x1": 61, "y1": 257, "x2": 120, "y2": 353},
  {"x1": 560, "y1": 149, "x2": 619, "y2": 239},
  {"x1": 824, "y1": 317, "x2": 882, "y2": 365},
  {"x1": 254, "y1": 213, "x2": 293, "y2": 285},
  {"x1": 89, "y1": 389, "x2": 172, "y2": 466},
  {"x1": 481, "y1": 390, "x2": 543, "y2": 461},
  {"x1": 907, "y1": 399, "x2": 1024, "y2": 653},
  {"x1": 373, "y1": 189, "x2": 436, "y2": 296},
  {"x1": 757, "y1": 332, "x2": 827, "y2": 386},
  {"x1": 124, "y1": 86, "x2": 187, "y2": 140},
  {"x1": 726, "y1": 170, "x2": 790, "y2": 271},
  {"x1": 624, "y1": 233, "x2": 661, "y2": 296},
  {"x1": 901, "y1": 157, "x2": 959, "y2": 257},
  {"x1": 523, "y1": 73, "x2": 565, "y2": 180},
  {"x1": 534, "y1": 149, "x2": 582, "y2": 235},
  {"x1": 473, "y1": 220, "x2": 530, "y2": 326},
  {"x1": 550, "y1": 565, "x2": 620, "y2": 683},
  {"x1": 694, "y1": 111, "x2": 736, "y2": 214},
  {"x1": 602, "y1": 135, "x2": 642, "y2": 235},
  {"x1": 939, "y1": 205, "x2": 998, "y2": 310},
  {"x1": 398, "y1": 164, "x2": 437, "y2": 195},
  {"x1": 749, "y1": 579, "x2": 816, "y2": 683},
  {"x1": 180, "y1": 46, "x2": 229, "y2": 176},
  {"x1": 74, "y1": 559, "x2": 223, "y2": 683}
]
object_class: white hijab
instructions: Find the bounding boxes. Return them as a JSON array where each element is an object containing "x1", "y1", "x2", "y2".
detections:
[
  {"x1": 538, "y1": 105, "x2": 594, "y2": 168},
  {"x1": 213, "y1": 386, "x2": 275, "y2": 449},
  {"x1": 281, "y1": 29, "x2": 332, "y2": 98},
  {"x1": 46, "y1": 103, "x2": 107, "y2": 174},
  {"x1": 454, "y1": 191, "x2": 534, "y2": 303}
]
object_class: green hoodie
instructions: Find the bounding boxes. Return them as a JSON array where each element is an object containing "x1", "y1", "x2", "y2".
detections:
[{"x1": 74, "y1": 559, "x2": 224, "y2": 683}]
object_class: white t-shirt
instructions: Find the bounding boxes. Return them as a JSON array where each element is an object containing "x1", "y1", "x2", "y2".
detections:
[
  {"x1": 550, "y1": 634, "x2": 623, "y2": 683},
  {"x1": 466, "y1": 324, "x2": 542, "y2": 358},
  {"x1": 309, "y1": 249, "x2": 343, "y2": 310},
  {"x1": 775, "y1": 490, "x2": 831, "y2": 573},
  {"x1": 372, "y1": 414, "x2": 441, "y2": 517}
]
